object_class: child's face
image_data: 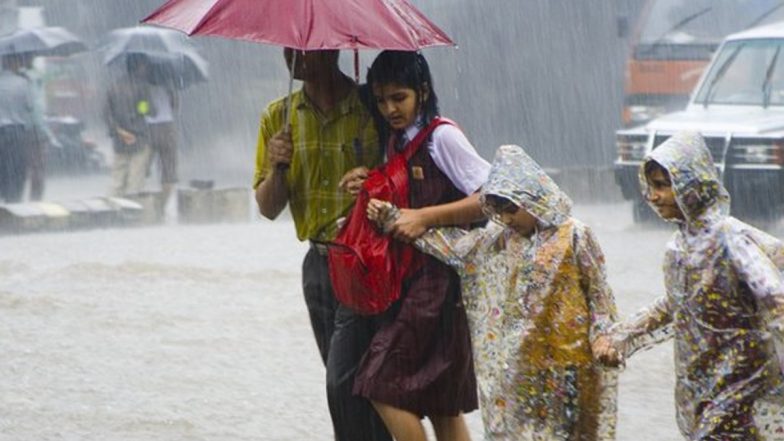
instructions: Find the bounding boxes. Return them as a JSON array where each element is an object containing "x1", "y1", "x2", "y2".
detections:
[
  {"x1": 645, "y1": 168, "x2": 684, "y2": 220},
  {"x1": 371, "y1": 82, "x2": 426, "y2": 130},
  {"x1": 483, "y1": 196, "x2": 538, "y2": 236}
]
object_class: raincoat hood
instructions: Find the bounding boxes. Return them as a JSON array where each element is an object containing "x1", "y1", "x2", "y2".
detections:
[
  {"x1": 481, "y1": 144, "x2": 572, "y2": 228},
  {"x1": 639, "y1": 131, "x2": 730, "y2": 226}
]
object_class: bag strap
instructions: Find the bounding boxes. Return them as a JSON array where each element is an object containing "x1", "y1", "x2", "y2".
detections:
[{"x1": 389, "y1": 117, "x2": 456, "y2": 162}]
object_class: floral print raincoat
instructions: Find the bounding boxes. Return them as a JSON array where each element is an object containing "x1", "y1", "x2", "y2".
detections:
[
  {"x1": 611, "y1": 132, "x2": 784, "y2": 440},
  {"x1": 400, "y1": 145, "x2": 619, "y2": 440}
]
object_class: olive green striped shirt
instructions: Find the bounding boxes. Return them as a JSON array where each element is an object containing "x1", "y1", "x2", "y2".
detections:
[{"x1": 253, "y1": 87, "x2": 380, "y2": 242}]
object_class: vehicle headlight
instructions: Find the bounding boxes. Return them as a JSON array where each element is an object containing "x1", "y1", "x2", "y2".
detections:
[
  {"x1": 732, "y1": 142, "x2": 784, "y2": 166},
  {"x1": 617, "y1": 136, "x2": 647, "y2": 161},
  {"x1": 624, "y1": 105, "x2": 666, "y2": 126}
]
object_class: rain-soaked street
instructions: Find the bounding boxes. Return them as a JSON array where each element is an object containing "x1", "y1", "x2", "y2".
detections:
[
  {"x1": 3, "y1": 0, "x2": 784, "y2": 440},
  {"x1": 8, "y1": 180, "x2": 781, "y2": 440}
]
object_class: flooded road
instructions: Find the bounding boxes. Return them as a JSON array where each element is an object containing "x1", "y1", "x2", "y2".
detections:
[{"x1": 2, "y1": 198, "x2": 781, "y2": 440}]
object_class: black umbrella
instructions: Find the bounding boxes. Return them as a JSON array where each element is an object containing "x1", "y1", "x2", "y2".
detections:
[
  {"x1": 101, "y1": 26, "x2": 208, "y2": 88},
  {"x1": 0, "y1": 26, "x2": 87, "y2": 57}
]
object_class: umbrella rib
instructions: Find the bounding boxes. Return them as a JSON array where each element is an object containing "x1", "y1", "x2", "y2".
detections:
[{"x1": 187, "y1": 0, "x2": 226, "y2": 35}]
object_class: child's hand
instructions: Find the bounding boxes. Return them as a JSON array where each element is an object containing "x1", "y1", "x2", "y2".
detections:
[
  {"x1": 366, "y1": 199, "x2": 398, "y2": 232},
  {"x1": 592, "y1": 335, "x2": 624, "y2": 368},
  {"x1": 366, "y1": 198, "x2": 389, "y2": 223}
]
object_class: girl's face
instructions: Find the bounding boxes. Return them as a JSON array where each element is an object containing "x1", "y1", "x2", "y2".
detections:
[
  {"x1": 371, "y1": 82, "x2": 426, "y2": 130},
  {"x1": 645, "y1": 168, "x2": 684, "y2": 220},
  {"x1": 483, "y1": 196, "x2": 538, "y2": 236}
]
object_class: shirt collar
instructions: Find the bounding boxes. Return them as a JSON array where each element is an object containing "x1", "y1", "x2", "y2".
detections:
[
  {"x1": 296, "y1": 83, "x2": 359, "y2": 118},
  {"x1": 401, "y1": 115, "x2": 425, "y2": 143}
]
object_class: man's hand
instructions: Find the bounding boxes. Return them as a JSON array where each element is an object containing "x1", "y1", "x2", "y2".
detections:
[
  {"x1": 268, "y1": 128, "x2": 294, "y2": 169},
  {"x1": 592, "y1": 335, "x2": 624, "y2": 368},
  {"x1": 339, "y1": 166, "x2": 369, "y2": 195},
  {"x1": 390, "y1": 208, "x2": 429, "y2": 242},
  {"x1": 116, "y1": 127, "x2": 137, "y2": 146}
]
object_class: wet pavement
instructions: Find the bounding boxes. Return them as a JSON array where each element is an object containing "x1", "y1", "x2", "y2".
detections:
[{"x1": 2, "y1": 196, "x2": 782, "y2": 440}]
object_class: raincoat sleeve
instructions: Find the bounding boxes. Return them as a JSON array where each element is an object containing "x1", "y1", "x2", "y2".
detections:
[
  {"x1": 574, "y1": 225, "x2": 618, "y2": 342},
  {"x1": 414, "y1": 226, "x2": 484, "y2": 275},
  {"x1": 611, "y1": 295, "x2": 674, "y2": 359},
  {"x1": 729, "y1": 233, "x2": 784, "y2": 372}
]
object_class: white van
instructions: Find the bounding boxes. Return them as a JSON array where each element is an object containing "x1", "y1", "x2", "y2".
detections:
[{"x1": 615, "y1": 20, "x2": 784, "y2": 222}]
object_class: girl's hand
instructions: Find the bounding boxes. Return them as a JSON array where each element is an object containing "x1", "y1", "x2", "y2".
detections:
[
  {"x1": 391, "y1": 208, "x2": 428, "y2": 242},
  {"x1": 592, "y1": 335, "x2": 623, "y2": 368},
  {"x1": 339, "y1": 166, "x2": 369, "y2": 195}
]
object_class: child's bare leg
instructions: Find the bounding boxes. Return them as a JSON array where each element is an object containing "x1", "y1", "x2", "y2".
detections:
[
  {"x1": 372, "y1": 401, "x2": 427, "y2": 441},
  {"x1": 431, "y1": 414, "x2": 471, "y2": 441}
]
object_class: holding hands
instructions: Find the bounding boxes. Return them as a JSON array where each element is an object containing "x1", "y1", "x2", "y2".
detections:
[
  {"x1": 592, "y1": 335, "x2": 624, "y2": 368},
  {"x1": 366, "y1": 198, "x2": 429, "y2": 242},
  {"x1": 367, "y1": 198, "x2": 399, "y2": 233}
]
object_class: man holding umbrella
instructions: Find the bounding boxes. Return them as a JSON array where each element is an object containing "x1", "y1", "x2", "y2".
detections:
[
  {"x1": 143, "y1": 1, "x2": 456, "y2": 438},
  {"x1": 253, "y1": 48, "x2": 389, "y2": 441},
  {"x1": 0, "y1": 53, "x2": 36, "y2": 202},
  {"x1": 0, "y1": 26, "x2": 85, "y2": 202}
]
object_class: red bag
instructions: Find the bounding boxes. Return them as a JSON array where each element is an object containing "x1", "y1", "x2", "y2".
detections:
[{"x1": 328, "y1": 117, "x2": 454, "y2": 315}]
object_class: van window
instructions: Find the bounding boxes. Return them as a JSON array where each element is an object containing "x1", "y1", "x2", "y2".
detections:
[{"x1": 695, "y1": 39, "x2": 784, "y2": 106}]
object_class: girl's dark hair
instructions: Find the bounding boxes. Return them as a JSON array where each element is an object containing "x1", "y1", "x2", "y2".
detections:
[{"x1": 365, "y1": 50, "x2": 440, "y2": 146}]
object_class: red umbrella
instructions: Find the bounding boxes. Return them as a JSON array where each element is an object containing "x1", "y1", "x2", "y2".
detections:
[
  {"x1": 142, "y1": 0, "x2": 455, "y2": 135},
  {"x1": 142, "y1": 0, "x2": 454, "y2": 51}
]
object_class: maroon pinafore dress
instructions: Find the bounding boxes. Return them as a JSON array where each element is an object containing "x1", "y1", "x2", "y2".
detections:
[{"x1": 352, "y1": 127, "x2": 478, "y2": 416}]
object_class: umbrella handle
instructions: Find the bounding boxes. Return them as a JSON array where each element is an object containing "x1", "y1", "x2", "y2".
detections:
[
  {"x1": 354, "y1": 48, "x2": 359, "y2": 83},
  {"x1": 279, "y1": 50, "x2": 298, "y2": 171}
]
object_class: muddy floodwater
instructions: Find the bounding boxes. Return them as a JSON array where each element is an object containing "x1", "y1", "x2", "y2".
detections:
[{"x1": 3, "y1": 191, "x2": 782, "y2": 440}]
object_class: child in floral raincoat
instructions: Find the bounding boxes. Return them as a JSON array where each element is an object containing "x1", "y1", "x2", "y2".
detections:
[
  {"x1": 594, "y1": 132, "x2": 784, "y2": 440},
  {"x1": 369, "y1": 145, "x2": 619, "y2": 440}
]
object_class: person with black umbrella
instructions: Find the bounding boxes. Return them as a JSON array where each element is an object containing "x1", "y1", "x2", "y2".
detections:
[
  {"x1": 104, "y1": 53, "x2": 154, "y2": 196},
  {"x1": 0, "y1": 53, "x2": 36, "y2": 203}
]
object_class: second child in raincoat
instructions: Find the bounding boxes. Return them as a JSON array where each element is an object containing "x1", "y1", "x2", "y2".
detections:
[
  {"x1": 595, "y1": 132, "x2": 784, "y2": 440},
  {"x1": 369, "y1": 145, "x2": 620, "y2": 440}
]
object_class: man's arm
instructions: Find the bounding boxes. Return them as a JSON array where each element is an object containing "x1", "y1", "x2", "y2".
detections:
[
  {"x1": 255, "y1": 166, "x2": 289, "y2": 219},
  {"x1": 254, "y1": 127, "x2": 293, "y2": 220}
]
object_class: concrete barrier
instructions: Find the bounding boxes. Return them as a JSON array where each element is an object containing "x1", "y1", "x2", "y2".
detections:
[
  {"x1": 0, "y1": 197, "x2": 146, "y2": 234},
  {"x1": 124, "y1": 192, "x2": 164, "y2": 224},
  {"x1": 177, "y1": 187, "x2": 251, "y2": 224}
]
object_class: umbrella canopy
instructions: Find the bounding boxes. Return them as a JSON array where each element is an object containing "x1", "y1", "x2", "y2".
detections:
[
  {"x1": 0, "y1": 26, "x2": 87, "y2": 57},
  {"x1": 142, "y1": 0, "x2": 455, "y2": 51},
  {"x1": 101, "y1": 26, "x2": 208, "y2": 88}
]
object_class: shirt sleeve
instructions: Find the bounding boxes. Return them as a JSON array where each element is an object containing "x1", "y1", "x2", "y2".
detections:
[
  {"x1": 253, "y1": 110, "x2": 274, "y2": 189},
  {"x1": 428, "y1": 124, "x2": 490, "y2": 195}
]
